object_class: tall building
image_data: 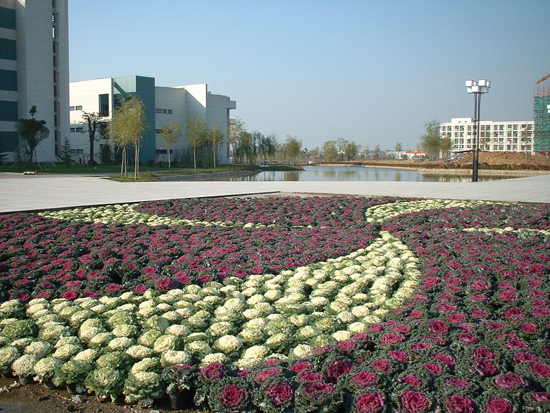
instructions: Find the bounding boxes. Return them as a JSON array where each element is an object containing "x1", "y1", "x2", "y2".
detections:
[
  {"x1": 69, "y1": 76, "x2": 236, "y2": 164},
  {"x1": 0, "y1": 0, "x2": 69, "y2": 162},
  {"x1": 534, "y1": 74, "x2": 550, "y2": 153},
  {"x1": 440, "y1": 118, "x2": 534, "y2": 154}
]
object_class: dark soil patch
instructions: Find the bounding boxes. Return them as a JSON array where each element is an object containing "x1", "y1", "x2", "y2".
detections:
[{"x1": 0, "y1": 377, "x2": 204, "y2": 413}]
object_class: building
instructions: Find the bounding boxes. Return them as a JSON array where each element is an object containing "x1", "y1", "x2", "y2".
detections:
[
  {"x1": 0, "y1": 0, "x2": 69, "y2": 162},
  {"x1": 69, "y1": 76, "x2": 236, "y2": 165},
  {"x1": 440, "y1": 118, "x2": 534, "y2": 154},
  {"x1": 534, "y1": 74, "x2": 550, "y2": 153}
]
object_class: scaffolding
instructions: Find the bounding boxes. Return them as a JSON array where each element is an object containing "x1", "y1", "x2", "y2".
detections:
[{"x1": 534, "y1": 74, "x2": 550, "y2": 153}]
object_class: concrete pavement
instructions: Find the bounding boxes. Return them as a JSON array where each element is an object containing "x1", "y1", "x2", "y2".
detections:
[{"x1": 1, "y1": 172, "x2": 550, "y2": 214}]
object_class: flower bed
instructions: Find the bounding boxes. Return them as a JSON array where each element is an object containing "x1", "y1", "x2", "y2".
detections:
[{"x1": 0, "y1": 196, "x2": 549, "y2": 412}]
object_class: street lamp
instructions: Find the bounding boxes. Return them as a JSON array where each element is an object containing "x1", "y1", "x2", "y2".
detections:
[{"x1": 466, "y1": 79, "x2": 491, "y2": 182}]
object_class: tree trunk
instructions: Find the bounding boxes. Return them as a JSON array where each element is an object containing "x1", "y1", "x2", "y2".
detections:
[
  {"x1": 213, "y1": 146, "x2": 217, "y2": 169},
  {"x1": 193, "y1": 147, "x2": 197, "y2": 171},
  {"x1": 168, "y1": 146, "x2": 171, "y2": 170}
]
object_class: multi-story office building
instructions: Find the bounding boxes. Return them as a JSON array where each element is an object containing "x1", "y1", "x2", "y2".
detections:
[
  {"x1": 69, "y1": 76, "x2": 236, "y2": 164},
  {"x1": 0, "y1": 0, "x2": 69, "y2": 162},
  {"x1": 440, "y1": 118, "x2": 534, "y2": 154}
]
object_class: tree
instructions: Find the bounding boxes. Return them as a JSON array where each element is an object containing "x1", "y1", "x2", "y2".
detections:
[
  {"x1": 258, "y1": 134, "x2": 278, "y2": 163},
  {"x1": 100, "y1": 144, "x2": 113, "y2": 165},
  {"x1": 109, "y1": 96, "x2": 146, "y2": 179},
  {"x1": 521, "y1": 124, "x2": 533, "y2": 161},
  {"x1": 159, "y1": 121, "x2": 182, "y2": 170},
  {"x1": 236, "y1": 130, "x2": 255, "y2": 164},
  {"x1": 344, "y1": 141, "x2": 358, "y2": 160},
  {"x1": 440, "y1": 136, "x2": 452, "y2": 162},
  {"x1": 322, "y1": 140, "x2": 338, "y2": 162},
  {"x1": 374, "y1": 144, "x2": 382, "y2": 159},
  {"x1": 185, "y1": 114, "x2": 208, "y2": 171},
  {"x1": 419, "y1": 120, "x2": 442, "y2": 160},
  {"x1": 15, "y1": 106, "x2": 50, "y2": 165},
  {"x1": 209, "y1": 123, "x2": 224, "y2": 169},
  {"x1": 82, "y1": 112, "x2": 106, "y2": 165},
  {"x1": 285, "y1": 136, "x2": 302, "y2": 164},
  {"x1": 56, "y1": 137, "x2": 72, "y2": 167},
  {"x1": 227, "y1": 117, "x2": 245, "y2": 163}
]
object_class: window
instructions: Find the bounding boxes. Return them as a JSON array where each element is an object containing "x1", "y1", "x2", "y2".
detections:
[
  {"x1": 468, "y1": 125, "x2": 472, "y2": 131},
  {"x1": 155, "y1": 108, "x2": 167, "y2": 114},
  {"x1": 513, "y1": 124, "x2": 518, "y2": 130},
  {"x1": 486, "y1": 125, "x2": 491, "y2": 130},
  {"x1": 499, "y1": 125, "x2": 504, "y2": 130},
  {"x1": 507, "y1": 124, "x2": 512, "y2": 129},
  {"x1": 460, "y1": 132, "x2": 464, "y2": 137},
  {"x1": 499, "y1": 145, "x2": 504, "y2": 150},
  {"x1": 76, "y1": 105, "x2": 82, "y2": 110},
  {"x1": 69, "y1": 106, "x2": 75, "y2": 111},
  {"x1": 168, "y1": 109, "x2": 173, "y2": 114},
  {"x1": 99, "y1": 94, "x2": 109, "y2": 117}
]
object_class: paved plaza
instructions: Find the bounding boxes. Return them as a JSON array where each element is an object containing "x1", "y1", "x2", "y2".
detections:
[{"x1": 1, "y1": 172, "x2": 550, "y2": 213}]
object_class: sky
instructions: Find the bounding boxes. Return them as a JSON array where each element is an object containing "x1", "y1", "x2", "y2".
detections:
[{"x1": 69, "y1": 0, "x2": 550, "y2": 152}]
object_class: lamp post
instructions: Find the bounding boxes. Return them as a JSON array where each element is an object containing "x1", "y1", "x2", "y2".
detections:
[{"x1": 465, "y1": 79, "x2": 490, "y2": 182}]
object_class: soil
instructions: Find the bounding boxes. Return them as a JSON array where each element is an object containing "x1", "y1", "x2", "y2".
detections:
[
  {"x1": 344, "y1": 151, "x2": 550, "y2": 170},
  {"x1": 0, "y1": 377, "x2": 203, "y2": 413}
]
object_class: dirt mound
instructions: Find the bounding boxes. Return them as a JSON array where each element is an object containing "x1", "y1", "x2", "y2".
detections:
[{"x1": 451, "y1": 151, "x2": 550, "y2": 168}]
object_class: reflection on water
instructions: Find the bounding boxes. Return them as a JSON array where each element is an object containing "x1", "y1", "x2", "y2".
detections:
[{"x1": 217, "y1": 166, "x2": 511, "y2": 183}]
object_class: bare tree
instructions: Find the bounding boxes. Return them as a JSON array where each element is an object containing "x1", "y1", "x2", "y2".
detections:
[
  {"x1": 185, "y1": 114, "x2": 208, "y2": 171},
  {"x1": 109, "y1": 96, "x2": 146, "y2": 179},
  {"x1": 82, "y1": 112, "x2": 106, "y2": 165},
  {"x1": 159, "y1": 121, "x2": 182, "y2": 169},
  {"x1": 209, "y1": 123, "x2": 224, "y2": 169}
]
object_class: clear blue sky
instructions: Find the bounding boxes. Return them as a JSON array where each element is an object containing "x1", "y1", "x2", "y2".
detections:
[{"x1": 69, "y1": 0, "x2": 550, "y2": 152}]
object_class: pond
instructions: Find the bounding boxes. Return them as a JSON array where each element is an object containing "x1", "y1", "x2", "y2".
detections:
[{"x1": 215, "y1": 165, "x2": 511, "y2": 182}]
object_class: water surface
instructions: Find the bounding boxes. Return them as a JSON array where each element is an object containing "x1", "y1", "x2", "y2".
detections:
[{"x1": 216, "y1": 165, "x2": 510, "y2": 182}]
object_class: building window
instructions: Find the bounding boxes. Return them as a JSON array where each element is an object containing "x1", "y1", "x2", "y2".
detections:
[
  {"x1": 76, "y1": 105, "x2": 82, "y2": 110},
  {"x1": 486, "y1": 125, "x2": 491, "y2": 130},
  {"x1": 155, "y1": 108, "x2": 167, "y2": 114},
  {"x1": 499, "y1": 125, "x2": 504, "y2": 130},
  {"x1": 168, "y1": 109, "x2": 173, "y2": 114}
]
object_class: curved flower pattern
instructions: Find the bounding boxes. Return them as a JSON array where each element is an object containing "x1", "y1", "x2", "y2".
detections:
[{"x1": 0, "y1": 197, "x2": 549, "y2": 412}]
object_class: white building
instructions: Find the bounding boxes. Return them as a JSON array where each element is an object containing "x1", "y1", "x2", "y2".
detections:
[
  {"x1": 0, "y1": 0, "x2": 69, "y2": 162},
  {"x1": 441, "y1": 118, "x2": 534, "y2": 154},
  {"x1": 69, "y1": 76, "x2": 236, "y2": 165}
]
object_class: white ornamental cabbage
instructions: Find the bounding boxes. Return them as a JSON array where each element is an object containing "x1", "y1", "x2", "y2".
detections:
[
  {"x1": 126, "y1": 345, "x2": 154, "y2": 360},
  {"x1": 164, "y1": 324, "x2": 191, "y2": 337},
  {"x1": 137, "y1": 330, "x2": 162, "y2": 348},
  {"x1": 184, "y1": 341, "x2": 212, "y2": 358},
  {"x1": 238, "y1": 329, "x2": 265, "y2": 346},
  {"x1": 11, "y1": 354, "x2": 38, "y2": 378},
  {"x1": 332, "y1": 330, "x2": 352, "y2": 342},
  {"x1": 242, "y1": 345, "x2": 269, "y2": 360},
  {"x1": 160, "y1": 350, "x2": 191, "y2": 367},
  {"x1": 107, "y1": 337, "x2": 135, "y2": 352},
  {"x1": 292, "y1": 345, "x2": 312, "y2": 359},
  {"x1": 33, "y1": 356, "x2": 63, "y2": 382},
  {"x1": 52, "y1": 344, "x2": 81, "y2": 361},
  {"x1": 73, "y1": 348, "x2": 99, "y2": 363},
  {"x1": 200, "y1": 353, "x2": 228, "y2": 367},
  {"x1": 213, "y1": 335, "x2": 242, "y2": 354},
  {"x1": 24, "y1": 341, "x2": 53, "y2": 358},
  {"x1": 153, "y1": 335, "x2": 181, "y2": 354}
]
